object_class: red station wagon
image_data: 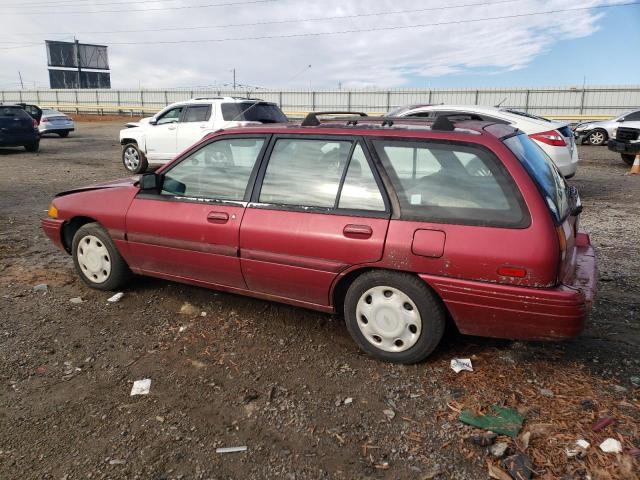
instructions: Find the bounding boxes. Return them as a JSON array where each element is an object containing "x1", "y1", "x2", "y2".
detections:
[{"x1": 42, "y1": 113, "x2": 596, "y2": 363}]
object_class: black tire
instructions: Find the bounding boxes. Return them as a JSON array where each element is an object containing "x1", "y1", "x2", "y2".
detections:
[
  {"x1": 343, "y1": 270, "x2": 446, "y2": 364},
  {"x1": 24, "y1": 140, "x2": 39, "y2": 152},
  {"x1": 587, "y1": 129, "x2": 607, "y2": 146},
  {"x1": 621, "y1": 153, "x2": 636, "y2": 166},
  {"x1": 72, "y1": 223, "x2": 132, "y2": 291},
  {"x1": 58, "y1": 131, "x2": 69, "y2": 138},
  {"x1": 122, "y1": 143, "x2": 148, "y2": 174}
]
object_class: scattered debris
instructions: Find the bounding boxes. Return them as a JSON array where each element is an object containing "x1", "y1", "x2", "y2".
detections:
[
  {"x1": 599, "y1": 438, "x2": 622, "y2": 453},
  {"x1": 216, "y1": 446, "x2": 247, "y2": 454},
  {"x1": 33, "y1": 284, "x2": 48, "y2": 293},
  {"x1": 580, "y1": 399, "x2": 595, "y2": 410},
  {"x1": 631, "y1": 376, "x2": 640, "y2": 387},
  {"x1": 489, "y1": 442, "x2": 508, "y2": 458},
  {"x1": 179, "y1": 302, "x2": 199, "y2": 316},
  {"x1": 69, "y1": 297, "x2": 84, "y2": 304},
  {"x1": 502, "y1": 453, "x2": 533, "y2": 480},
  {"x1": 108, "y1": 459, "x2": 126, "y2": 465},
  {"x1": 591, "y1": 416, "x2": 615, "y2": 432},
  {"x1": 200, "y1": 311, "x2": 207, "y2": 317},
  {"x1": 518, "y1": 431, "x2": 531, "y2": 450},
  {"x1": 459, "y1": 406, "x2": 524, "y2": 438},
  {"x1": 382, "y1": 409, "x2": 396, "y2": 421},
  {"x1": 539, "y1": 388, "x2": 554, "y2": 398},
  {"x1": 468, "y1": 432, "x2": 497, "y2": 447},
  {"x1": 576, "y1": 439, "x2": 590, "y2": 450},
  {"x1": 243, "y1": 391, "x2": 259, "y2": 404},
  {"x1": 344, "y1": 397, "x2": 353, "y2": 405},
  {"x1": 566, "y1": 440, "x2": 590, "y2": 459},
  {"x1": 155, "y1": 416, "x2": 165, "y2": 423},
  {"x1": 130, "y1": 379, "x2": 151, "y2": 396},
  {"x1": 487, "y1": 461, "x2": 511, "y2": 480},
  {"x1": 626, "y1": 447, "x2": 640, "y2": 457},
  {"x1": 178, "y1": 325, "x2": 187, "y2": 333},
  {"x1": 613, "y1": 384, "x2": 628, "y2": 393},
  {"x1": 107, "y1": 292, "x2": 123, "y2": 303},
  {"x1": 450, "y1": 358, "x2": 473, "y2": 373}
]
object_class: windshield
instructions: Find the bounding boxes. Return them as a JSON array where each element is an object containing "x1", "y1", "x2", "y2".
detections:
[
  {"x1": 504, "y1": 133, "x2": 569, "y2": 223},
  {"x1": 221, "y1": 102, "x2": 288, "y2": 123}
]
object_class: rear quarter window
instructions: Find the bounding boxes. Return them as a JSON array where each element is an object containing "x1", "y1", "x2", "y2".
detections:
[{"x1": 372, "y1": 139, "x2": 528, "y2": 227}]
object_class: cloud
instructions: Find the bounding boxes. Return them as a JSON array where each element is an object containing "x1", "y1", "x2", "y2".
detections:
[{"x1": 0, "y1": 0, "x2": 626, "y2": 89}]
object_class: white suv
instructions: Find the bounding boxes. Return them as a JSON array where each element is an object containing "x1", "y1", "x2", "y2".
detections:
[
  {"x1": 119, "y1": 97, "x2": 288, "y2": 173},
  {"x1": 390, "y1": 105, "x2": 580, "y2": 178}
]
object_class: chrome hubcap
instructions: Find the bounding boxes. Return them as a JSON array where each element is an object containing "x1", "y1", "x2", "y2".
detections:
[
  {"x1": 590, "y1": 132, "x2": 604, "y2": 144},
  {"x1": 77, "y1": 235, "x2": 111, "y2": 283},
  {"x1": 123, "y1": 146, "x2": 140, "y2": 170},
  {"x1": 355, "y1": 286, "x2": 422, "y2": 352}
]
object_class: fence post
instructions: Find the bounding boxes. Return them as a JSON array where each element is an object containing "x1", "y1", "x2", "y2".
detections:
[
  {"x1": 580, "y1": 87, "x2": 586, "y2": 115},
  {"x1": 312, "y1": 91, "x2": 316, "y2": 110},
  {"x1": 19, "y1": 90, "x2": 23, "y2": 102},
  {"x1": 0, "y1": 90, "x2": 4, "y2": 103},
  {"x1": 347, "y1": 91, "x2": 352, "y2": 110},
  {"x1": 524, "y1": 89, "x2": 530, "y2": 112},
  {"x1": 386, "y1": 91, "x2": 391, "y2": 111},
  {"x1": 74, "y1": 90, "x2": 78, "y2": 114},
  {"x1": 164, "y1": 90, "x2": 168, "y2": 105},
  {"x1": 117, "y1": 90, "x2": 121, "y2": 114},
  {"x1": 428, "y1": 90, "x2": 432, "y2": 103},
  {"x1": 279, "y1": 91, "x2": 283, "y2": 107},
  {"x1": 36, "y1": 90, "x2": 40, "y2": 104},
  {"x1": 474, "y1": 89, "x2": 479, "y2": 105},
  {"x1": 55, "y1": 90, "x2": 59, "y2": 106},
  {"x1": 141, "y1": 90, "x2": 145, "y2": 115}
]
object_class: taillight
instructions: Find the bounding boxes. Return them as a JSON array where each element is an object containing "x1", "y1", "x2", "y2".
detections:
[
  {"x1": 556, "y1": 225, "x2": 567, "y2": 262},
  {"x1": 40, "y1": 117, "x2": 49, "y2": 123},
  {"x1": 530, "y1": 129, "x2": 566, "y2": 147},
  {"x1": 32, "y1": 118, "x2": 39, "y2": 128}
]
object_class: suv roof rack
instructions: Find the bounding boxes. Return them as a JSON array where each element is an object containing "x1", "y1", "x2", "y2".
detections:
[
  {"x1": 300, "y1": 111, "x2": 457, "y2": 131},
  {"x1": 301, "y1": 111, "x2": 368, "y2": 127},
  {"x1": 191, "y1": 96, "x2": 261, "y2": 101}
]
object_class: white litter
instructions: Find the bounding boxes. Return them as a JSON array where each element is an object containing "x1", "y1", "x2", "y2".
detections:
[
  {"x1": 599, "y1": 438, "x2": 622, "y2": 453},
  {"x1": 450, "y1": 358, "x2": 473, "y2": 373},
  {"x1": 69, "y1": 297, "x2": 84, "y2": 304},
  {"x1": 576, "y1": 439, "x2": 590, "y2": 449},
  {"x1": 178, "y1": 326, "x2": 187, "y2": 333},
  {"x1": 216, "y1": 446, "x2": 247, "y2": 454},
  {"x1": 344, "y1": 397, "x2": 353, "y2": 405},
  {"x1": 130, "y1": 378, "x2": 151, "y2": 396},
  {"x1": 107, "y1": 292, "x2": 124, "y2": 303}
]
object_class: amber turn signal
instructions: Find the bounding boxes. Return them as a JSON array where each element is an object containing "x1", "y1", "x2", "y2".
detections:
[{"x1": 47, "y1": 204, "x2": 58, "y2": 218}]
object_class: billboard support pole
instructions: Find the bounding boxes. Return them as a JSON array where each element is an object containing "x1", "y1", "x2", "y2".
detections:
[{"x1": 75, "y1": 39, "x2": 82, "y2": 88}]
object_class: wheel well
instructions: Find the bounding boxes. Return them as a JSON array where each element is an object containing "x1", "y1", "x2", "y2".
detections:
[
  {"x1": 61, "y1": 216, "x2": 97, "y2": 253},
  {"x1": 121, "y1": 138, "x2": 138, "y2": 146}
]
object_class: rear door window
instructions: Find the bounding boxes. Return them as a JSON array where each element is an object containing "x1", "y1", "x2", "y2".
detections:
[
  {"x1": 221, "y1": 102, "x2": 288, "y2": 123},
  {"x1": 182, "y1": 105, "x2": 211, "y2": 122},
  {"x1": 338, "y1": 144, "x2": 386, "y2": 211},
  {"x1": 373, "y1": 139, "x2": 527, "y2": 227}
]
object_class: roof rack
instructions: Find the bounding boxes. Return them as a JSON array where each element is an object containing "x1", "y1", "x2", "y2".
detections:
[
  {"x1": 191, "y1": 96, "x2": 260, "y2": 101},
  {"x1": 301, "y1": 111, "x2": 368, "y2": 127}
]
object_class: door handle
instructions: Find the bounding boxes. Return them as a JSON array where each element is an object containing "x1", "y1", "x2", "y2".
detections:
[
  {"x1": 343, "y1": 224, "x2": 373, "y2": 239},
  {"x1": 168, "y1": 125, "x2": 177, "y2": 130},
  {"x1": 207, "y1": 212, "x2": 229, "y2": 224}
]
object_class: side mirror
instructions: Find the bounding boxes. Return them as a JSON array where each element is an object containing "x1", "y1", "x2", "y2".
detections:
[
  {"x1": 149, "y1": 119, "x2": 158, "y2": 125},
  {"x1": 139, "y1": 172, "x2": 162, "y2": 191},
  {"x1": 618, "y1": 118, "x2": 625, "y2": 123}
]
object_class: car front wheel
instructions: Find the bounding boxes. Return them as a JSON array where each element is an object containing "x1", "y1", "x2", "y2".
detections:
[
  {"x1": 122, "y1": 143, "x2": 148, "y2": 174},
  {"x1": 24, "y1": 140, "x2": 39, "y2": 152},
  {"x1": 587, "y1": 129, "x2": 607, "y2": 146},
  {"x1": 72, "y1": 223, "x2": 132, "y2": 290},
  {"x1": 344, "y1": 271, "x2": 445, "y2": 364}
]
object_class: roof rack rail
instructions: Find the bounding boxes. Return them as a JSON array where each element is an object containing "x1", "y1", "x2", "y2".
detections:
[{"x1": 301, "y1": 111, "x2": 368, "y2": 127}]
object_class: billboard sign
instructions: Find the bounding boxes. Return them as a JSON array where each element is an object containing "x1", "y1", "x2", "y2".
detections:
[{"x1": 46, "y1": 40, "x2": 109, "y2": 70}]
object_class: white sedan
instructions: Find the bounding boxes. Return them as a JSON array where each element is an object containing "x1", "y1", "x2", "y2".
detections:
[
  {"x1": 389, "y1": 105, "x2": 579, "y2": 178},
  {"x1": 39, "y1": 108, "x2": 75, "y2": 137}
]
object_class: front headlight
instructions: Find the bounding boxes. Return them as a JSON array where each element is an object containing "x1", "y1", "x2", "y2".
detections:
[{"x1": 613, "y1": 128, "x2": 618, "y2": 138}]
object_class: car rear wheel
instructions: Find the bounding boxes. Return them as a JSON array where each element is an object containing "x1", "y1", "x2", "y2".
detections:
[
  {"x1": 587, "y1": 129, "x2": 607, "y2": 146},
  {"x1": 24, "y1": 140, "x2": 39, "y2": 152},
  {"x1": 344, "y1": 271, "x2": 445, "y2": 364},
  {"x1": 72, "y1": 223, "x2": 132, "y2": 290},
  {"x1": 58, "y1": 131, "x2": 69, "y2": 138},
  {"x1": 122, "y1": 143, "x2": 148, "y2": 174},
  {"x1": 621, "y1": 153, "x2": 636, "y2": 166}
]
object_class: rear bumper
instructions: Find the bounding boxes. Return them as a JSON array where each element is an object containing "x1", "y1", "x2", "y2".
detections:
[
  {"x1": 0, "y1": 133, "x2": 39, "y2": 146},
  {"x1": 420, "y1": 235, "x2": 596, "y2": 340},
  {"x1": 608, "y1": 139, "x2": 640, "y2": 155},
  {"x1": 41, "y1": 218, "x2": 67, "y2": 252}
]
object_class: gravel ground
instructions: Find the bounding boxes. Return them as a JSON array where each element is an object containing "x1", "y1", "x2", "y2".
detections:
[{"x1": 1, "y1": 122, "x2": 638, "y2": 480}]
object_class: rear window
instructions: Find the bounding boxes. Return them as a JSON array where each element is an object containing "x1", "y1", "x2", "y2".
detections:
[
  {"x1": 373, "y1": 139, "x2": 527, "y2": 227},
  {"x1": 0, "y1": 107, "x2": 28, "y2": 118},
  {"x1": 504, "y1": 133, "x2": 569, "y2": 223},
  {"x1": 221, "y1": 102, "x2": 287, "y2": 123}
]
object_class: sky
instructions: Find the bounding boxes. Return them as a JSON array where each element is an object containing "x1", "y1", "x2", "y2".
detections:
[{"x1": 0, "y1": 0, "x2": 639, "y2": 90}]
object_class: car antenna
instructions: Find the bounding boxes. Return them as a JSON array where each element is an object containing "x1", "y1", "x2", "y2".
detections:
[
  {"x1": 495, "y1": 97, "x2": 507, "y2": 108},
  {"x1": 216, "y1": 99, "x2": 262, "y2": 132}
]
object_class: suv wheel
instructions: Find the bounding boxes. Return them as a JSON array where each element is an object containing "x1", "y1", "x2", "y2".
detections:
[
  {"x1": 72, "y1": 223, "x2": 132, "y2": 290},
  {"x1": 344, "y1": 271, "x2": 445, "y2": 364},
  {"x1": 122, "y1": 143, "x2": 148, "y2": 174},
  {"x1": 621, "y1": 153, "x2": 636, "y2": 166},
  {"x1": 24, "y1": 140, "x2": 39, "y2": 152},
  {"x1": 587, "y1": 129, "x2": 607, "y2": 146}
]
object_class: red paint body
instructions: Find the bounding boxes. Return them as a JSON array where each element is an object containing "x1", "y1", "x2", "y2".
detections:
[{"x1": 42, "y1": 122, "x2": 597, "y2": 341}]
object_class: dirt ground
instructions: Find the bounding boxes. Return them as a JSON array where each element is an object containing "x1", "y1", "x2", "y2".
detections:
[{"x1": 1, "y1": 122, "x2": 638, "y2": 480}]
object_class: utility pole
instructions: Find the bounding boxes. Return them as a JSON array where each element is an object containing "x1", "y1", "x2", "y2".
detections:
[
  {"x1": 75, "y1": 38, "x2": 82, "y2": 88},
  {"x1": 233, "y1": 68, "x2": 236, "y2": 90},
  {"x1": 18, "y1": 71, "x2": 24, "y2": 89}
]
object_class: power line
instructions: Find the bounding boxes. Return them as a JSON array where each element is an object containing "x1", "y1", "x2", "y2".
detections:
[
  {"x1": 0, "y1": 0, "x2": 523, "y2": 37},
  {"x1": 1, "y1": 1, "x2": 637, "y2": 49},
  {"x1": 2, "y1": 0, "x2": 277, "y2": 15},
  {"x1": 1, "y1": 0, "x2": 182, "y2": 8}
]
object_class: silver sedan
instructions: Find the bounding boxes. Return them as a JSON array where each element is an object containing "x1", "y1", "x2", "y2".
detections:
[
  {"x1": 39, "y1": 108, "x2": 75, "y2": 137},
  {"x1": 574, "y1": 109, "x2": 640, "y2": 146}
]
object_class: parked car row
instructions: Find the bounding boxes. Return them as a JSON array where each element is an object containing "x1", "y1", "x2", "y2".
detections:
[
  {"x1": 44, "y1": 109, "x2": 596, "y2": 363},
  {"x1": 0, "y1": 102, "x2": 74, "y2": 152}
]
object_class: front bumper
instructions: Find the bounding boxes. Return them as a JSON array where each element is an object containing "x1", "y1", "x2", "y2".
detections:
[
  {"x1": 420, "y1": 234, "x2": 596, "y2": 340},
  {"x1": 41, "y1": 218, "x2": 67, "y2": 252},
  {"x1": 607, "y1": 139, "x2": 640, "y2": 155}
]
